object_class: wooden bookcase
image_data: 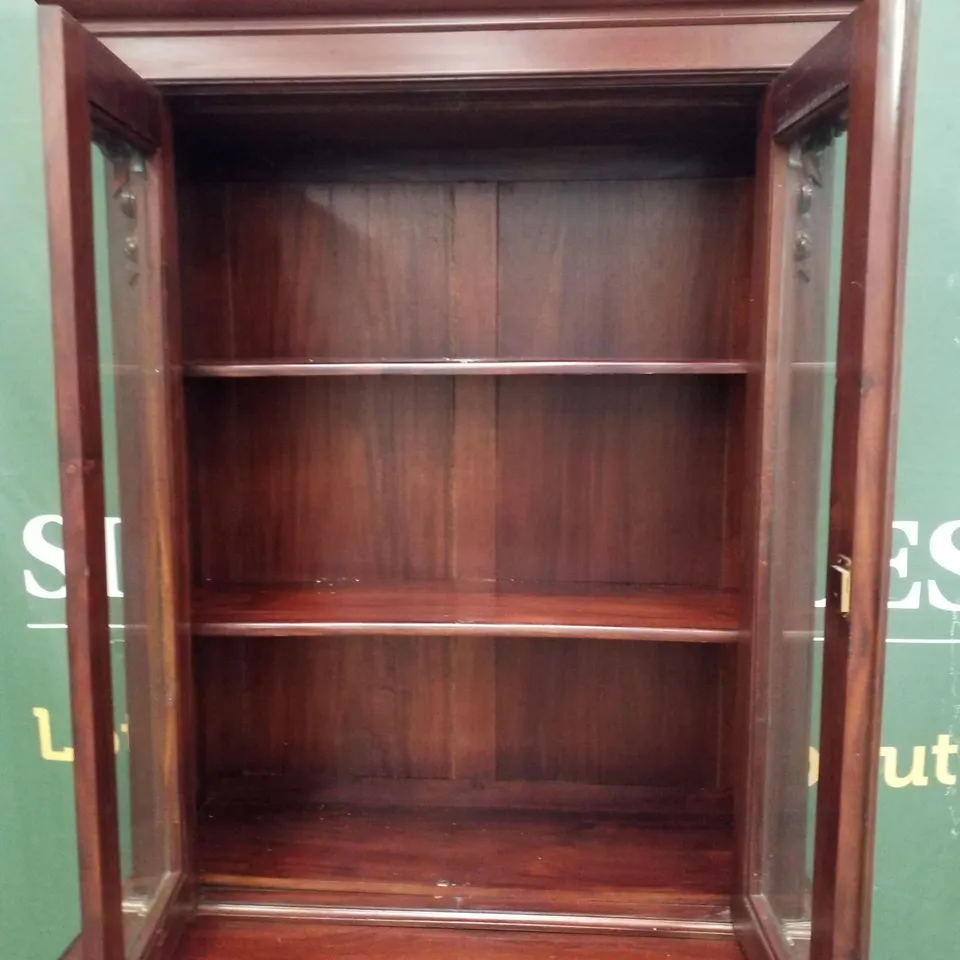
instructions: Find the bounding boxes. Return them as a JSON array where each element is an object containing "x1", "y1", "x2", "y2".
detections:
[{"x1": 37, "y1": 3, "x2": 917, "y2": 959}]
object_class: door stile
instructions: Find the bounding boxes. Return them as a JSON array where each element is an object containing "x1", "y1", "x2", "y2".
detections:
[
  {"x1": 40, "y1": 6, "x2": 189, "y2": 958},
  {"x1": 735, "y1": 90, "x2": 796, "y2": 960},
  {"x1": 806, "y1": 2, "x2": 918, "y2": 959},
  {"x1": 39, "y1": 8, "x2": 126, "y2": 958}
]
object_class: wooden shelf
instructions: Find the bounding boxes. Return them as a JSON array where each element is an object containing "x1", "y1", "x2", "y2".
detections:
[
  {"x1": 197, "y1": 790, "x2": 733, "y2": 917},
  {"x1": 184, "y1": 359, "x2": 749, "y2": 378},
  {"x1": 177, "y1": 919, "x2": 743, "y2": 960},
  {"x1": 192, "y1": 581, "x2": 739, "y2": 642}
]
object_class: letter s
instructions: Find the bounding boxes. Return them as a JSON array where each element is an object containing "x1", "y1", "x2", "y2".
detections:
[
  {"x1": 23, "y1": 515, "x2": 66, "y2": 600},
  {"x1": 928, "y1": 520, "x2": 960, "y2": 611}
]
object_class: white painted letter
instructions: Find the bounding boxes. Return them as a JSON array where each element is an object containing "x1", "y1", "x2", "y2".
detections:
[
  {"x1": 888, "y1": 521, "x2": 921, "y2": 609},
  {"x1": 880, "y1": 746, "x2": 929, "y2": 787},
  {"x1": 931, "y1": 734, "x2": 958, "y2": 786},
  {"x1": 104, "y1": 517, "x2": 123, "y2": 598},
  {"x1": 928, "y1": 520, "x2": 960, "y2": 611},
  {"x1": 23, "y1": 515, "x2": 65, "y2": 599}
]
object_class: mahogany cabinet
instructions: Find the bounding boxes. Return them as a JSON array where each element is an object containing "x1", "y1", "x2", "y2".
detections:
[{"x1": 36, "y1": 2, "x2": 917, "y2": 958}]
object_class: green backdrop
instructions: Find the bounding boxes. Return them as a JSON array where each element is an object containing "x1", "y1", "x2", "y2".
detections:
[{"x1": 0, "y1": 2, "x2": 957, "y2": 957}]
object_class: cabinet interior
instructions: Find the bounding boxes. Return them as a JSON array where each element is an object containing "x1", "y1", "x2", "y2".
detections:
[{"x1": 173, "y1": 84, "x2": 760, "y2": 924}]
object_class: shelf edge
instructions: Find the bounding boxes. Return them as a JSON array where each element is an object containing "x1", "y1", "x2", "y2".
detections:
[
  {"x1": 184, "y1": 359, "x2": 751, "y2": 378},
  {"x1": 192, "y1": 621, "x2": 740, "y2": 641}
]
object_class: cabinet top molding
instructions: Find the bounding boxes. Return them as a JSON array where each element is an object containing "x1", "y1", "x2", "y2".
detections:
[{"x1": 39, "y1": 0, "x2": 855, "y2": 26}]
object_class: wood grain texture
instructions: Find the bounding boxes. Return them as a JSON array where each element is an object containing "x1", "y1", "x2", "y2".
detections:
[
  {"x1": 497, "y1": 179, "x2": 751, "y2": 360},
  {"x1": 496, "y1": 639, "x2": 727, "y2": 786},
  {"x1": 187, "y1": 377, "x2": 454, "y2": 584},
  {"x1": 183, "y1": 182, "x2": 456, "y2": 361},
  {"x1": 808, "y1": 3, "x2": 919, "y2": 960},
  {"x1": 168, "y1": 88, "x2": 760, "y2": 174},
  {"x1": 181, "y1": 149, "x2": 749, "y2": 873},
  {"x1": 173, "y1": 917, "x2": 745, "y2": 960},
  {"x1": 197, "y1": 801, "x2": 733, "y2": 904},
  {"x1": 195, "y1": 636, "x2": 457, "y2": 782},
  {"x1": 179, "y1": 145, "x2": 760, "y2": 187},
  {"x1": 188, "y1": 376, "x2": 737, "y2": 588},
  {"x1": 772, "y1": 12, "x2": 852, "y2": 137},
  {"x1": 38, "y1": 1, "x2": 914, "y2": 955},
  {"x1": 195, "y1": 883, "x2": 734, "y2": 933},
  {"x1": 39, "y1": 9, "x2": 147, "y2": 957},
  {"x1": 733, "y1": 95, "x2": 790, "y2": 948},
  {"x1": 180, "y1": 178, "x2": 752, "y2": 365},
  {"x1": 56, "y1": 0, "x2": 853, "y2": 23},
  {"x1": 194, "y1": 633, "x2": 733, "y2": 791},
  {"x1": 200, "y1": 776, "x2": 731, "y2": 817},
  {"x1": 156, "y1": 106, "x2": 198, "y2": 888},
  {"x1": 496, "y1": 377, "x2": 731, "y2": 585},
  {"x1": 192, "y1": 582, "x2": 739, "y2": 641},
  {"x1": 184, "y1": 360, "x2": 751, "y2": 376},
  {"x1": 93, "y1": 19, "x2": 835, "y2": 86}
]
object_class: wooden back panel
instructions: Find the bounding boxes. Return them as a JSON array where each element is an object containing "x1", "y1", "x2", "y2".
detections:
[
  {"x1": 181, "y1": 163, "x2": 752, "y2": 804},
  {"x1": 180, "y1": 175, "x2": 752, "y2": 362}
]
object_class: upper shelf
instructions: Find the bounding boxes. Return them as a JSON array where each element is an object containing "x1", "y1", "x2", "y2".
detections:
[
  {"x1": 183, "y1": 359, "x2": 750, "y2": 378},
  {"x1": 192, "y1": 581, "x2": 740, "y2": 642}
]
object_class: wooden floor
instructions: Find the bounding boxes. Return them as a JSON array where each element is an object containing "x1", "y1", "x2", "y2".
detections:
[
  {"x1": 198, "y1": 799, "x2": 732, "y2": 914},
  {"x1": 175, "y1": 918, "x2": 745, "y2": 959}
]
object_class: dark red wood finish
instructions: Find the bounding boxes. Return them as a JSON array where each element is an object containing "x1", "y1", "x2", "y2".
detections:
[
  {"x1": 177, "y1": 176, "x2": 751, "y2": 362},
  {"x1": 40, "y1": 8, "x2": 192, "y2": 959},
  {"x1": 737, "y1": 5, "x2": 917, "y2": 960},
  {"x1": 195, "y1": 888, "x2": 733, "y2": 935},
  {"x1": 197, "y1": 802, "x2": 732, "y2": 906},
  {"x1": 52, "y1": 0, "x2": 852, "y2": 19},
  {"x1": 771, "y1": 13, "x2": 853, "y2": 134},
  {"x1": 40, "y1": 9, "x2": 152, "y2": 958},
  {"x1": 178, "y1": 133, "x2": 750, "y2": 888},
  {"x1": 175, "y1": 919, "x2": 744, "y2": 960},
  {"x1": 192, "y1": 582, "x2": 739, "y2": 640},
  {"x1": 185, "y1": 360, "x2": 750, "y2": 376},
  {"x1": 732, "y1": 93, "x2": 790, "y2": 960},
  {"x1": 37, "y1": 2, "x2": 916, "y2": 959},
  {"x1": 800, "y1": 3, "x2": 918, "y2": 960},
  {"x1": 194, "y1": 635, "x2": 732, "y2": 796}
]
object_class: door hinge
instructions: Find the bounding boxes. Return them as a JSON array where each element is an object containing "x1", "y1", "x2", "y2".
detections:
[{"x1": 832, "y1": 554, "x2": 852, "y2": 617}]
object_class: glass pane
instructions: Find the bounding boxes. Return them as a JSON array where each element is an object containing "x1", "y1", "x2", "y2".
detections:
[
  {"x1": 92, "y1": 136, "x2": 174, "y2": 954},
  {"x1": 760, "y1": 122, "x2": 847, "y2": 957}
]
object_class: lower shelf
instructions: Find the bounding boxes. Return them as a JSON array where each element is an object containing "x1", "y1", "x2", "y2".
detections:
[
  {"x1": 192, "y1": 581, "x2": 740, "y2": 641},
  {"x1": 198, "y1": 787, "x2": 733, "y2": 923},
  {"x1": 175, "y1": 918, "x2": 745, "y2": 960}
]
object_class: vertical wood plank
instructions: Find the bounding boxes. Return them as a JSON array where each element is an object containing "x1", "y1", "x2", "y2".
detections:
[
  {"x1": 156, "y1": 107, "x2": 195, "y2": 881},
  {"x1": 450, "y1": 378, "x2": 497, "y2": 782},
  {"x1": 449, "y1": 183, "x2": 498, "y2": 781},
  {"x1": 733, "y1": 94, "x2": 790, "y2": 949}
]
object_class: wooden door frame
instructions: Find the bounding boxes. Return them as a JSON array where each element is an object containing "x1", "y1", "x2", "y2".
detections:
[
  {"x1": 40, "y1": 8, "x2": 192, "y2": 959},
  {"x1": 738, "y1": 3, "x2": 919, "y2": 960}
]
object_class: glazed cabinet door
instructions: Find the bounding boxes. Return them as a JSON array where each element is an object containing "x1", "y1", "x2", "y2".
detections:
[
  {"x1": 746, "y1": 3, "x2": 916, "y2": 960},
  {"x1": 40, "y1": 8, "x2": 188, "y2": 960}
]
